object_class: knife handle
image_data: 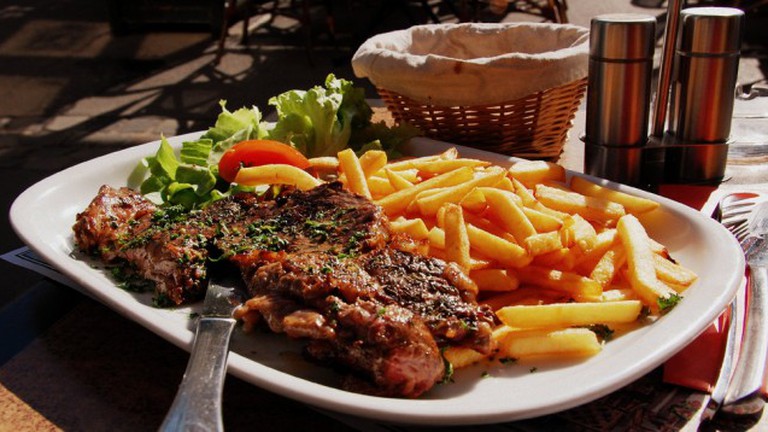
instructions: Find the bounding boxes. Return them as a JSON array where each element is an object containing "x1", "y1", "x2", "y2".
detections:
[
  {"x1": 159, "y1": 317, "x2": 236, "y2": 432},
  {"x1": 722, "y1": 266, "x2": 768, "y2": 415}
]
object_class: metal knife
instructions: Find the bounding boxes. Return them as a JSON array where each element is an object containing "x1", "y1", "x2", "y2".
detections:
[
  {"x1": 160, "y1": 276, "x2": 244, "y2": 432},
  {"x1": 721, "y1": 201, "x2": 768, "y2": 416}
]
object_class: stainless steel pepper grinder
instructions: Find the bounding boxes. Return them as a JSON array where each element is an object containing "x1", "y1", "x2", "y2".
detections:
[
  {"x1": 583, "y1": 14, "x2": 656, "y2": 187},
  {"x1": 663, "y1": 7, "x2": 744, "y2": 184}
]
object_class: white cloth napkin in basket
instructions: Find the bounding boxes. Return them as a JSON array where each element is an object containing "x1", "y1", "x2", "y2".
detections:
[{"x1": 351, "y1": 23, "x2": 590, "y2": 107}]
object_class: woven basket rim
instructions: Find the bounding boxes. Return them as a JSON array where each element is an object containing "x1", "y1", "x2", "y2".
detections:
[
  {"x1": 377, "y1": 77, "x2": 586, "y2": 108},
  {"x1": 378, "y1": 78, "x2": 587, "y2": 158}
]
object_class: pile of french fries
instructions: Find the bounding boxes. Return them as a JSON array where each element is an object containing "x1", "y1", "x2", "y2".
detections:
[{"x1": 237, "y1": 147, "x2": 699, "y2": 369}]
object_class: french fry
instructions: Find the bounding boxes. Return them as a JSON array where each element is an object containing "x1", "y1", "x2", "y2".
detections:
[
  {"x1": 442, "y1": 346, "x2": 488, "y2": 369},
  {"x1": 535, "y1": 184, "x2": 626, "y2": 225},
  {"x1": 470, "y1": 269, "x2": 519, "y2": 292},
  {"x1": 339, "y1": 150, "x2": 388, "y2": 184},
  {"x1": 459, "y1": 188, "x2": 487, "y2": 213},
  {"x1": 523, "y1": 231, "x2": 563, "y2": 257},
  {"x1": 495, "y1": 176, "x2": 517, "y2": 192},
  {"x1": 375, "y1": 166, "x2": 475, "y2": 215},
  {"x1": 522, "y1": 207, "x2": 563, "y2": 233},
  {"x1": 308, "y1": 156, "x2": 338, "y2": 172},
  {"x1": 415, "y1": 167, "x2": 505, "y2": 216},
  {"x1": 389, "y1": 217, "x2": 430, "y2": 240},
  {"x1": 531, "y1": 248, "x2": 571, "y2": 268},
  {"x1": 515, "y1": 265, "x2": 602, "y2": 301},
  {"x1": 570, "y1": 176, "x2": 660, "y2": 215},
  {"x1": 653, "y1": 254, "x2": 698, "y2": 287},
  {"x1": 480, "y1": 187, "x2": 536, "y2": 242},
  {"x1": 437, "y1": 147, "x2": 460, "y2": 160},
  {"x1": 511, "y1": 177, "x2": 537, "y2": 207},
  {"x1": 379, "y1": 153, "x2": 447, "y2": 172},
  {"x1": 589, "y1": 244, "x2": 626, "y2": 289},
  {"x1": 358, "y1": 150, "x2": 388, "y2": 177},
  {"x1": 574, "y1": 229, "x2": 618, "y2": 273},
  {"x1": 617, "y1": 214, "x2": 678, "y2": 309},
  {"x1": 466, "y1": 223, "x2": 532, "y2": 268},
  {"x1": 443, "y1": 204, "x2": 471, "y2": 272},
  {"x1": 552, "y1": 247, "x2": 582, "y2": 272},
  {"x1": 508, "y1": 160, "x2": 566, "y2": 188},
  {"x1": 412, "y1": 158, "x2": 490, "y2": 176},
  {"x1": 367, "y1": 176, "x2": 396, "y2": 198},
  {"x1": 560, "y1": 214, "x2": 598, "y2": 252},
  {"x1": 460, "y1": 211, "x2": 515, "y2": 241},
  {"x1": 384, "y1": 168, "x2": 415, "y2": 191},
  {"x1": 494, "y1": 327, "x2": 602, "y2": 359},
  {"x1": 427, "y1": 226, "x2": 446, "y2": 249},
  {"x1": 496, "y1": 300, "x2": 643, "y2": 329},
  {"x1": 337, "y1": 148, "x2": 371, "y2": 198},
  {"x1": 234, "y1": 164, "x2": 321, "y2": 190},
  {"x1": 648, "y1": 237, "x2": 670, "y2": 258}
]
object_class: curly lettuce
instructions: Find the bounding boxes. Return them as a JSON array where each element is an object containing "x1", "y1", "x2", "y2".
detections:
[{"x1": 137, "y1": 74, "x2": 420, "y2": 209}]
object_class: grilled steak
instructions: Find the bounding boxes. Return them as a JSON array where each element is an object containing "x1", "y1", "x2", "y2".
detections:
[
  {"x1": 73, "y1": 182, "x2": 495, "y2": 397},
  {"x1": 73, "y1": 185, "x2": 209, "y2": 306}
]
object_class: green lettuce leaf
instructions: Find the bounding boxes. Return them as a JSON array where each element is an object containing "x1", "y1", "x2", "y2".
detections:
[
  {"x1": 135, "y1": 75, "x2": 421, "y2": 209},
  {"x1": 268, "y1": 74, "x2": 374, "y2": 158}
]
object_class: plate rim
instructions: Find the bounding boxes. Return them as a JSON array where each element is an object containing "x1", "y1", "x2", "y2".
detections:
[{"x1": 9, "y1": 133, "x2": 745, "y2": 425}]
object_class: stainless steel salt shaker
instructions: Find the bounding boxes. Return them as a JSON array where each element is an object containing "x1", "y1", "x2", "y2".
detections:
[
  {"x1": 669, "y1": 7, "x2": 744, "y2": 142},
  {"x1": 664, "y1": 7, "x2": 744, "y2": 183},
  {"x1": 583, "y1": 14, "x2": 656, "y2": 186}
]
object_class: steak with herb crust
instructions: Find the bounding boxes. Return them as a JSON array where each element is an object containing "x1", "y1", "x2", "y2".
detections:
[
  {"x1": 73, "y1": 182, "x2": 495, "y2": 397},
  {"x1": 73, "y1": 185, "x2": 209, "y2": 306}
]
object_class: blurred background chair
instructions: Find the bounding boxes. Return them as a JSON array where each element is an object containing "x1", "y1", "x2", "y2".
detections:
[
  {"x1": 505, "y1": 0, "x2": 568, "y2": 23},
  {"x1": 216, "y1": 0, "x2": 337, "y2": 63},
  {"x1": 212, "y1": 0, "x2": 574, "y2": 65}
]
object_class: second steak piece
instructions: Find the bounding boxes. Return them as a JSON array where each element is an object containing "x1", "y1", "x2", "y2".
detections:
[{"x1": 225, "y1": 182, "x2": 495, "y2": 397}]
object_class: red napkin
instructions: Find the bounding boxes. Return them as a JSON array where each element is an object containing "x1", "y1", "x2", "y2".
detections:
[
  {"x1": 658, "y1": 185, "x2": 768, "y2": 398},
  {"x1": 658, "y1": 185, "x2": 722, "y2": 392},
  {"x1": 663, "y1": 309, "x2": 731, "y2": 392}
]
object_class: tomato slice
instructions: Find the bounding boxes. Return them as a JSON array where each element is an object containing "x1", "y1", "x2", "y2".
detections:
[{"x1": 218, "y1": 139, "x2": 310, "y2": 183}]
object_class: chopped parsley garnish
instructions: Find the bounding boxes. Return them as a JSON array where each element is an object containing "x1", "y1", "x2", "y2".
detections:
[
  {"x1": 151, "y1": 204, "x2": 189, "y2": 225},
  {"x1": 658, "y1": 293, "x2": 682, "y2": 314},
  {"x1": 585, "y1": 324, "x2": 614, "y2": 342},
  {"x1": 153, "y1": 293, "x2": 173, "y2": 308},
  {"x1": 440, "y1": 348, "x2": 455, "y2": 384}
]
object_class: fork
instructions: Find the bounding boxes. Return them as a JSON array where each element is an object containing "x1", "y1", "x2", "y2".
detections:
[
  {"x1": 720, "y1": 199, "x2": 768, "y2": 416},
  {"x1": 702, "y1": 192, "x2": 761, "y2": 421}
]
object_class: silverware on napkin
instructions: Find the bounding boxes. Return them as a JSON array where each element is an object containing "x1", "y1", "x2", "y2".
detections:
[
  {"x1": 705, "y1": 197, "x2": 768, "y2": 422},
  {"x1": 160, "y1": 276, "x2": 244, "y2": 432},
  {"x1": 720, "y1": 201, "x2": 768, "y2": 416},
  {"x1": 702, "y1": 193, "x2": 754, "y2": 420}
]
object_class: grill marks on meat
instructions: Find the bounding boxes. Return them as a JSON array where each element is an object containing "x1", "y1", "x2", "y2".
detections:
[
  {"x1": 210, "y1": 183, "x2": 389, "y2": 260},
  {"x1": 73, "y1": 182, "x2": 495, "y2": 398},
  {"x1": 364, "y1": 249, "x2": 495, "y2": 354}
]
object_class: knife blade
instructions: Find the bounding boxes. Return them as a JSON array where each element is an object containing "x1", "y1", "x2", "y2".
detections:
[
  {"x1": 721, "y1": 202, "x2": 768, "y2": 416},
  {"x1": 160, "y1": 275, "x2": 244, "y2": 432}
]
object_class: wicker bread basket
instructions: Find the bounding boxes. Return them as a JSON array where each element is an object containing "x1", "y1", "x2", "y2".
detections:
[{"x1": 352, "y1": 23, "x2": 590, "y2": 159}]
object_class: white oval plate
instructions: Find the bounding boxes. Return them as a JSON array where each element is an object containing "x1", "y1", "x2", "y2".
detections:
[{"x1": 10, "y1": 133, "x2": 743, "y2": 425}]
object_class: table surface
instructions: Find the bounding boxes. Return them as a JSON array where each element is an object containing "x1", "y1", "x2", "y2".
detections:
[{"x1": 2, "y1": 100, "x2": 768, "y2": 431}]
